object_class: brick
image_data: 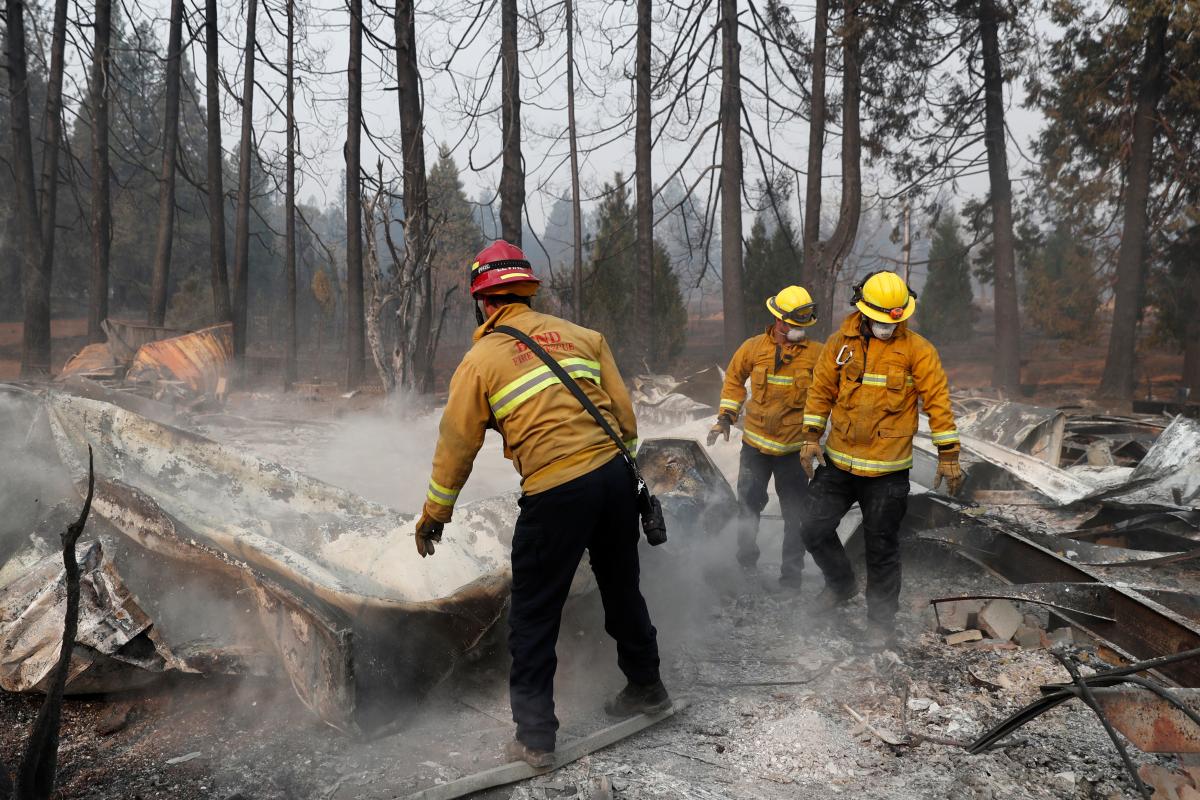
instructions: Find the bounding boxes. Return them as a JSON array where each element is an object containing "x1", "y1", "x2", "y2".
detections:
[
  {"x1": 935, "y1": 600, "x2": 984, "y2": 632},
  {"x1": 1014, "y1": 625, "x2": 1044, "y2": 649},
  {"x1": 978, "y1": 599, "x2": 1023, "y2": 642},
  {"x1": 944, "y1": 629, "x2": 983, "y2": 645}
]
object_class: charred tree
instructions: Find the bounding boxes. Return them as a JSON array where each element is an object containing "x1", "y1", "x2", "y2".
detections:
[
  {"x1": 566, "y1": 0, "x2": 583, "y2": 322},
  {"x1": 813, "y1": 0, "x2": 862, "y2": 335},
  {"x1": 345, "y1": 0, "x2": 366, "y2": 388},
  {"x1": 634, "y1": 0, "x2": 653, "y2": 366},
  {"x1": 1186, "y1": 258, "x2": 1200, "y2": 398},
  {"x1": 801, "y1": 0, "x2": 827, "y2": 297},
  {"x1": 719, "y1": 0, "x2": 746, "y2": 353},
  {"x1": 1099, "y1": 12, "x2": 1170, "y2": 400},
  {"x1": 87, "y1": 0, "x2": 113, "y2": 344},
  {"x1": 6, "y1": 0, "x2": 48, "y2": 375},
  {"x1": 148, "y1": 0, "x2": 186, "y2": 326},
  {"x1": 232, "y1": 0, "x2": 258, "y2": 359},
  {"x1": 499, "y1": 0, "x2": 523, "y2": 244},
  {"x1": 284, "y1": 0, "x2": 297, "y2": 389},
  {"x1": 205, "y1": 0, "x2": 232, "y2": 322},
  {"x1": 15, "y1": 447, "x2": 94, "y2": 800},
  {"x1": 979, "y1": 0, "x2": 1020, "y2": 392},
  {"x1": 395, "y1": 0, "x2": 433, "y2": 392},
  {"x1": 36, "y1": 0, "x2": 69, "y2": 363}
]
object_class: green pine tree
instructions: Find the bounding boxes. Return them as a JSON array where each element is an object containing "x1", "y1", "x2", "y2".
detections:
[
  {"x1": 582, "y1": 174, "x2": 687, "y2": 372},
  {"x1": 919, "y1": 214, "x2": 977, "y2": 344},
  {"x1": 1019, "y1": 218, "x2": 1099, "y2": 343},
  {"x1": 742, "y1": 214, "x2": 803, "y2": 331}
]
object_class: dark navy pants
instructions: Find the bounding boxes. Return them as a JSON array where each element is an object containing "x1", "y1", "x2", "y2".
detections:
[
  {"x1": 735, "y1": 443, "x2": 809, "y2": 585},
  {"x1": 508, "y1": 455, "x2": 661, "y2": 751},
  {"x1": 800, "y1": 461, "x2": 910, "y2": 623}
]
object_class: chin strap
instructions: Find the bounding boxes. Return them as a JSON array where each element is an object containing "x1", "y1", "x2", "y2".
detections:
[{"x1": 474, "y1": 303, "x2": 485, "y2": 326}]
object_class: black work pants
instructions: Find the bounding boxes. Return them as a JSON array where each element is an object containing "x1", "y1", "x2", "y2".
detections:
[
  {"x1": 508, "y1": 455, "x2": 661, "y2": 751},
  {"x1": 735, "y1": 443, "x2": 809, "y2": 585},
  {"x1": 800, "y1": 461, "x2": 910, "y2": 623}
]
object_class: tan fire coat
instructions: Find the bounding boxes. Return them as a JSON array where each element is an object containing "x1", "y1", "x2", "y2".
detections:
[
  {"x1": 421, "y1": 303, "x2": 637, "y2": 523},
  {"x1": 802, "y1": 312, "x2": 959, "y2": 476},
  {"x1": 718, "y1": 328, "x2": 825, "y2": 455}
]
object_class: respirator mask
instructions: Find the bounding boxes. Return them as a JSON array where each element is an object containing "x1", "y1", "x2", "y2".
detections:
[
  {"x1": 870, "y1": 322, "x2": 898, "y2": 340},
  {"x1": 785, "y1": 327, "x2": 806, "y2": 342}
]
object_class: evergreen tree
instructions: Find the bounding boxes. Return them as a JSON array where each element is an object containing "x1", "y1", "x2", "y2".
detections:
[
  {"x1": 742, "y1": 213, "x2": 802, "y2": 331},
  {"x1": 582, "y1": 175, "x2": 686, "y2": 372},
  {"x1": 1019, "y1": 217, "x2": 1099, "y2": 343},
  {"x1": 918, "y1": 214, "x2": 976, "y2": 344},
  {"x1": 428, "y1": 147, "x2": 485, "y2": 347}
]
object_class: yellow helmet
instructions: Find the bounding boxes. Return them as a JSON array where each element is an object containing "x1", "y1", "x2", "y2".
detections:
[
  {"x1": 766, "y1": 286, "x2": 817, "y2": 327},
  {"x1": 855, "y1": 271, "x2": 916, "y2": 323}
]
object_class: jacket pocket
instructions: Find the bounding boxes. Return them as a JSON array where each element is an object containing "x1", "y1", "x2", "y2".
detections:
[
  {"x1": 885, "y1": 368, "x2": 912, "y2": 412},
  {"x1": 751, "y1": 365, "x2": 768, "y2": 402},
  {"x1": 791, "y1": 371, "x2": 813, "y2": 409}
]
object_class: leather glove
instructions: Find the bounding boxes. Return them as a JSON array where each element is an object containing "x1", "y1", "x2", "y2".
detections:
[
  {"x1": 799, "y1": 430, "x2": 826, "y2": 480},
  {"x1": 415, "y1": 511, "x2": 445, "y2": 558},
  {"x1": 706, "y1": 413, "x2": 732, "y2": 446},
  {"x1": 934, "y1": 448, "x2": 964, "y2": 496}
]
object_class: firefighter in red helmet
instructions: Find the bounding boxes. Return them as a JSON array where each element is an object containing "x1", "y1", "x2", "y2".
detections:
[{"x1": 416, "y1": 241, "x2": 668, "y2": 768}]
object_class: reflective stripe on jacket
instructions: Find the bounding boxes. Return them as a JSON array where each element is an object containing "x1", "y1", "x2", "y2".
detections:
[
  {"x1": 421, "y1": 303, "x2": 637, "y2": 523},
  {"x1": 803, "y1": 312, "x2": 958, "y2": 476},
  {"x1": 718, "y1": 329, "x2": 825, "y2": 456}
]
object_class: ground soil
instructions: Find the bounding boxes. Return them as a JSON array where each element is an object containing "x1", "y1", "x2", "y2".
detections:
[{"x1": 0, "y1": 449, "x2": 1188, "y2": 800}]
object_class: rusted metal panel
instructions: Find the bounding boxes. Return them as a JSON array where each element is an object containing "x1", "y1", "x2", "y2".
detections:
[
  {"x1": 0, "y1": 540, "x2": 180, "y2": 694},
  {"x1": 125, "y1": 322, "x2": 233, "y2": 397},
  {"x1": 101, "y1": 319, "x2": 191, "y2": 363},
  {"x1": 1090, "y1": 688, "x2": 1200, "y2": 753},
  {"x1": 58, "y1": 343, "x2": 122, "y2": 381}
]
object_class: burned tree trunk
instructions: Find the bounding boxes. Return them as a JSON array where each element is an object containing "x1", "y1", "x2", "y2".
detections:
[
  {"x1": 719, "y1": 0, "x2": 746, "y2": 353},
  {"x1": 6, "y1": 0, "x2": 48, "y2": 376},
  {"x1": 205, "y1": 0, "x2": 232, "y2": 322},
  {"x1": 566, "y1": 0, "x2": 583, "y2": 322},
  {"x1": 88, "y1": 0, "x2": 113, "y2": 345},
  {"x1": 232, "y1": 0, "x2": 258, "y2": 359},
  {"x1": 979, "y1": 0, "x2": 1020, "y2": 393},
  {"x1": 634, "y1": 0, "x2": 653, "y2": 367},
  {"x1": 148, "y1": 0, "x2": 186, "y2": 326},
  {"x1": 1099, "y1": 12, "x2": 1169, "y2": 400},
  {"x1": 395, "y1": 0, "x2": 433, "y2": 393},
  {"x1": 36, "y1": 0, "x2": 68, "y2": 362},
  {"x1": 284, "y1": 0, "x2": 297, "y2": 389},
  {"x1": 813, "y1": 0, "x2": 861, "y2": 334},
  {"x1": 15, "y1": 448, "x2": 94, "y2": 800},
  {"x1": 345, "y1": 0, "x2": 366, "y2": 388},
  {"x1": 499, "y1": 0, "x2": 523, "y2": 245},
  {"x1": 801, "y1": 0, "x2": 827, "y2": 299}
]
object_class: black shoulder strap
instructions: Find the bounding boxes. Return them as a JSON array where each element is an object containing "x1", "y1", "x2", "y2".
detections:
[{"x1": 493, "y1": 325, "x2": 637, "y2": 468}]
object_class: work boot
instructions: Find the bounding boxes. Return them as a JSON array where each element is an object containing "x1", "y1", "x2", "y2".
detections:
[
  {"x1": 778, "y1": 574, "x2": 803, "y2": 594},
  {"x1": 604, "y1": 679, "x2": 671, "y2": 718},
  {"x1": 812, "y1": 583, "x2": 858, "y2": 613},
  {"x1": 504, "y1": 738, "x2": 554, "y2": 769},
  {"x1": 864, "y1": 620, "x2": 898, "y2": 651}
]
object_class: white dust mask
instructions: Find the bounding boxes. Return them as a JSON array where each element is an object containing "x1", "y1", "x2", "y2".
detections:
[{"x1": 870, "y1": 322, "x2": 897, "y2": 340}]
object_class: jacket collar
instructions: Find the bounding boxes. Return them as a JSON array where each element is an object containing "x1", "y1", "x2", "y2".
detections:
[
  {"x1": 763, "y1": 324, "x2": 815, "y2": 351},
  {"x1": 474, "y1": 302, "x2": 534, "y2": 343}
]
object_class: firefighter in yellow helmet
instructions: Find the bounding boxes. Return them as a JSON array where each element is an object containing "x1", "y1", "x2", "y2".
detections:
[
  {"x1": 707, "y1": 286, "x2": 826, "y2": 590},
  {"x1": 415, "y1": 241, "x2": 667, "y2": 768},
  {"x1": 798, "y1": 271, "x2": 963, "y2": 648}
]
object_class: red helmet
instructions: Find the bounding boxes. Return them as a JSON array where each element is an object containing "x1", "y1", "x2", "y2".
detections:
[{"x1": 469, "y1": 240, "x2": 541, "y2": 298}]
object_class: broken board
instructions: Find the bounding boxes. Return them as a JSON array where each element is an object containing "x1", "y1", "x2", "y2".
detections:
[{"x1": 400, "y1": 699, "x2": 691, "y2": 800}]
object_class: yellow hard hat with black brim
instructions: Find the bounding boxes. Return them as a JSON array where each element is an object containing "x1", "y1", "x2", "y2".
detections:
[
  {"x1": 855, "y1": 271, "x2": 916, "y2": 323},
  {"x1": 766, "y1": 285, "x2": 818, "y2": 327}
]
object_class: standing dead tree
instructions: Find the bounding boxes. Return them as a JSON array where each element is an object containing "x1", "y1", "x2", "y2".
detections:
[
  {"x1": 232, "y1": 0, "x2": 259, "y2": 360},
  {"x1": 719, "y1": 0, "x2": 745, "y2": 351},
  {"x1": 500, "y1": 0, "x2": 524, "y2": 244},
  {"x1": 205, "y1": 0, "x2": 232, "y2": 322},
  {"x1": 87, "y1": 0, "x2": 114, "y2": 345},
  {"x1": 148, "y1": 0, "x2": 187, "y2": 326},
  {"x1": 633, "y1": 0, "x2": 653, "y2": 366},
  {"x1": 284, "y1": 0, "x2": 298, "y2": 389},
  {"x1": 6, "y1": 0, "x2": 48, "y2": 375},
  {"x1": 346, "y1": 0, "x2": 366, "y2": 389},
  {"x1": 565, "y1": 0, "x2": 584, "y2": 322}
]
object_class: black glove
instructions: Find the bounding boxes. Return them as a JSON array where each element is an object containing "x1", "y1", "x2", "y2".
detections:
[{"x1": 415, "y1": 511, "x2": 445, "y2": 558}]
